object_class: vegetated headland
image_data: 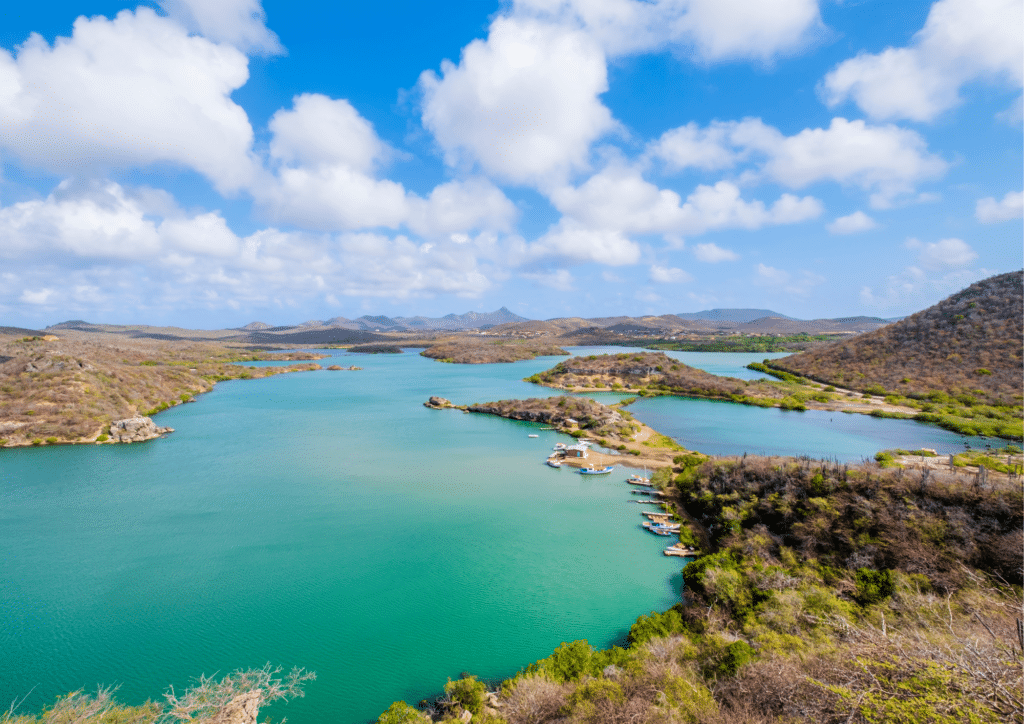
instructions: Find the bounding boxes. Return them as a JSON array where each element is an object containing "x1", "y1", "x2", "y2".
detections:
[
  {"x1": 0, "y1": 331, "x2": 325, "y2": 447},
  {"x1": 347, "y1": 344, "x2": 405, "y2": 354},
  {"x1": 420, "y1": 340, "x2": 569, "y2": 364},
  {"x1": 425, "y1": 395, "x2": 684, "y2": 468}
]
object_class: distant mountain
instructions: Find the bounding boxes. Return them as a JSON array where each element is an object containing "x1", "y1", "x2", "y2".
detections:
[
  {"x1": 240, "y1": 321, "x2": 273, "y2": 331},
  {"x1": 393, "y1": 306, "x2": 529, "y2": 331},
  {"x1": 772, "y1": 271, "x2": 1023, "y2": 405},
  {"x1": 676, "y1": 308, "x2": 796, "y2": 323}
]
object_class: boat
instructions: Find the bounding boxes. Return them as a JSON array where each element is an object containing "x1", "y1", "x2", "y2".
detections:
[
  {"x1": 528, "y1": 434, "x2": 539, "y2": 438},
  {"x1": 627, "y1": 478, "x2": 653, "y2": 487},
  {"x1": 578, "y1": 465, "x2": 614, "y2": 475},
  {"x1": 546, "y1": 458, "x2": 562, "y2": 468},
  {"x1": 553, "y1": 442, "x2": 567, "y2": 450}
]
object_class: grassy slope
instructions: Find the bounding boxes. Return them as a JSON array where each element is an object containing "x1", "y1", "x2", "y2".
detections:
[{"x1": 770, "y1": 271, "x2": 1023, "y2": 406}]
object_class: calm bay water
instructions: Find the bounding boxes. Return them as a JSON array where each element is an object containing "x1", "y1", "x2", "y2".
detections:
[{"x1": 0, "y1": 348, "x2": 983, "y2": 723}]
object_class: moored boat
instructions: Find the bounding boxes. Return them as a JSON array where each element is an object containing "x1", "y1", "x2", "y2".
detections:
[
  {"x1": 578, "y1": 465, "x2": 614, "y2": 475},
  {"x1": 546, "y1": 458, "x2": 562, "y2": 468}
]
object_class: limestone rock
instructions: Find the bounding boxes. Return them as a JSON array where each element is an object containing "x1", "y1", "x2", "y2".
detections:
[
  {"x1": 109, "y1": 416, "x2": 173, "y2": 443},
  {"x1": 458, "y1": 710, "x2": 472, "y2": 723}
]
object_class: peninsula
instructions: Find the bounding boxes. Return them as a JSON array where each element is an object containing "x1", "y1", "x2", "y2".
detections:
[
  {"x1": 0, "y1": 332, "x2": 324, "y2": 447},
  {"x1": 425, "y1": 394, "x2": 685, "y2": 468},
  {"x1": 420, "y1": 339, "x2": 569, "y2": 364}
]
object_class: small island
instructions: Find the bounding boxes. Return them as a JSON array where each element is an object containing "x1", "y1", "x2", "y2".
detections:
[
  {"x1": 420, "y1": 339, "x2": 569, "y2": 364},
  {"x1": 346, "y1": 344, "x2": 404, "y2": 354}
]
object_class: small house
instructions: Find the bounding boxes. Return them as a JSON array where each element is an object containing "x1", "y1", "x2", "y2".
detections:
[{"x1": 565, "y1": 444, "x2": 588, "y2": 459}]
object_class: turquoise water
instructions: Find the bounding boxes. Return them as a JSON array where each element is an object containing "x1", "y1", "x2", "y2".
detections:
[{"x1": 0, "y1": 349, "x2": 983, "y2": 723}]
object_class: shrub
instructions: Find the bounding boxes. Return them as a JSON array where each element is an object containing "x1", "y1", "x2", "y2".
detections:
[
  {"x1": 975, "y1": 368, "x2": 992, "y2": 375},
  {"x1": 31, "y1": 438, "x2": 42, "y2": 446},
  {"x1": 375, "y1": 702, "x2": 429, "y2": 724},
  {"x1": 96, "y1": 434, "x2": 109, "y2": 442},
  {"x1": 444, "y1": 675, "x2": 486, "y2": 716},
  {"x1": 45, "y1": 437, "x2": 58, "y2": 444},
  {"x1": 854, "y1": 568, "x2": 896, "y2": 606}
]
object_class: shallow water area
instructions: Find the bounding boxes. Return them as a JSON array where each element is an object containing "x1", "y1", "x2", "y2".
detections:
[{"x1": 0, "y1": 348, "x2": 986, "y2": 723}]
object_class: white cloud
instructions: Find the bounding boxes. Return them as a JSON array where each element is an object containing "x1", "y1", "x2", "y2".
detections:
[
  {"x1": 512, "y1": 0, "x2": 823, "y2": 61},
  {"x1": 755, "y1": 263, "x2": 825, "y2": 295},
  {"x1": 268, "y1": 94, "x2": 387, "y2": 173},
  {"x1": 976, "y1": 190, "x2": 1024, "y2": 223},
  {"x1": 647, "y1": 121, "x2": 740, "y2": 171},
  {"x1": 158, "y1": 0, "x2": 283, "y2": 55},
  {"x1": 906, "y1": 237, "x2": 978, "y2": 270},
  {"x1": 0, "y1": 8, "x2": 258, "y2": 192},
  {"x1": 407, "y1": 178, "x2": 518, "y2": 237},
  {"x1": 692, "y1": 242, "x2": 738, "y2": 262},
  {"x1": 823, "y1": 0, "x2": 1023, "y2": 121},
  {"x1": 0, "y1": 181, "x2": 507, "y2": 313},
  {"x1": 419, "y1": 16, "x2": 616, "y2": 186},
  {"x1": 650, "y1": 117, "x2": 945, "y2": 208},
  {"x1": 650, "y1": 265, "x2": 693, "y2": 283},
  {"x1": 522, "y1": 268, "x2": 575, "y2": 290},
  {"x1": 549, "y1": 167, "x2": 822, "y2": 237},
  {"x1": 529, "y1": 223, "x2": 641, "y2": 266},
  {"x1": 20, "y1": 288, "x2": 54, "y2": 305},
  {"x1": 827, "y1": 210, "x2": 877, "y2": 234}
]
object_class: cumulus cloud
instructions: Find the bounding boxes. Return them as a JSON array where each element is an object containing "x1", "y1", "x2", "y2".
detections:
[
  {"x1": 754, "y1": 263, "x2": 825, "y2": 295},
  {"x1": 650, "y1": 117, "x2": 946, "y2": 208},
  {"x1": 975, "y1": 190, "x2": 1024, "y2": 223},
  {"x1": 827, "y1": 210, "x2": 877, "y2": 234},
  {"x1": 650, "y1": 265, "x2": 693, "y2": 283},
  {"x1": 906, "y1": 237, "x2": 978, "y2": 270},
  {"x1": 419, "y1": 17, "x2": 616, "y2": 187},
  {"x1": 549, "y1": 166, "x2": 822, "y2": 237},
  {"x1": 512, "y1": 0, "x2": 823, "y2": 61},
  {"x1": 528, "y1": 223, "x2": 641, "y2": 265},
  {"x1": 158, "y1": 0, "x2": 283, "y2": 55},
  {"x1": 522, "y1": 268, "x2": 575, "y2": 290},
  {"x1": 0, "y1": 8, "x2": 258, "y2": 192},
  {"x1": 407, "y1": 178, "x2": 518, "y2": 237},
  {"x1": 692, "y1": 242, "x2": 738, "y2": 262},
  {"x1": 0, "y1": 181, "x2": 511, "y2": 316},
  {"x1": 823, "y1": 0, "x2": 1023, "y2": 121}
]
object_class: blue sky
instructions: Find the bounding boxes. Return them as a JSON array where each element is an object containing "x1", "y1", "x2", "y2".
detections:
[{"x1": 0, "y1": 0, "x2": 1020, "y2": 327}]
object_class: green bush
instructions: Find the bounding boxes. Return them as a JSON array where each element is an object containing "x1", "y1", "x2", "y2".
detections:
[
  {"x1": 444, "y1": 675, "x2": 486, "y2": 715},
  {"x1": 854, "y1": 568, "x2": 896, "y2": 606},
  {"x1": 707, "y1": 640, "x2": 756, "y2": 677},
  {"x1": 96, "y1": 434, "x2": 109, "y2": 442},
  {"x1": 45, "y1": 437, "x2": 58, "y2": 444},
  {"x1": 628, "y1": 607, "x2": 687, "y2": 645},
  {"x1": 375, "y1": 702, "x2": 429, "y2": 724}
]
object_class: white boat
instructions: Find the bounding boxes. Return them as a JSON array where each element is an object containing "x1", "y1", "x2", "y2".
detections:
[
  {"x1": 546, "y1": 458, "x2": 562, "y2": 468},
  {"x1": 553, "y1": 442, "x2": 567, "y2": 450},
  {"x1": 528, "y1": 434, "x2": 539, "y2": 438}
]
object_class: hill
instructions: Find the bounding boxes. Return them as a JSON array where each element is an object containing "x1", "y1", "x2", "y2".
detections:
[
  {"x1": 676, "y1": 308, "x2": 795, "y2": 322},
  {"x1": 770, "y1": 271, "x2": 1023, "y2": 406},
  {"x1": 0, "y1": 333, "x2": 322, "y2": 447}
]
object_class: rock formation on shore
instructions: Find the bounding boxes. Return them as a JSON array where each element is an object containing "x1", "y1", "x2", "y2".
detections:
[{"x1": 108, "y1": 416, "x2": 173, "y2": 443}]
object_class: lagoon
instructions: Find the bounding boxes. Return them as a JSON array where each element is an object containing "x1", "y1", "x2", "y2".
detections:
[{"x1": 0, "y1": 348, "x2": 983, "y2": 724}]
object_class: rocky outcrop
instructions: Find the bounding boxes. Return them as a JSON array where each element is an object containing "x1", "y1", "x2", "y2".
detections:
[
  {"x1": 108, "y1": 416, "x2": 173, "y2": 443},
  {"x1": 424, "y1": 396, "x2": 463, "y2": 410},
  {"x1": 326, "y1": 365, "x2": 362, "y2": 370}
]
